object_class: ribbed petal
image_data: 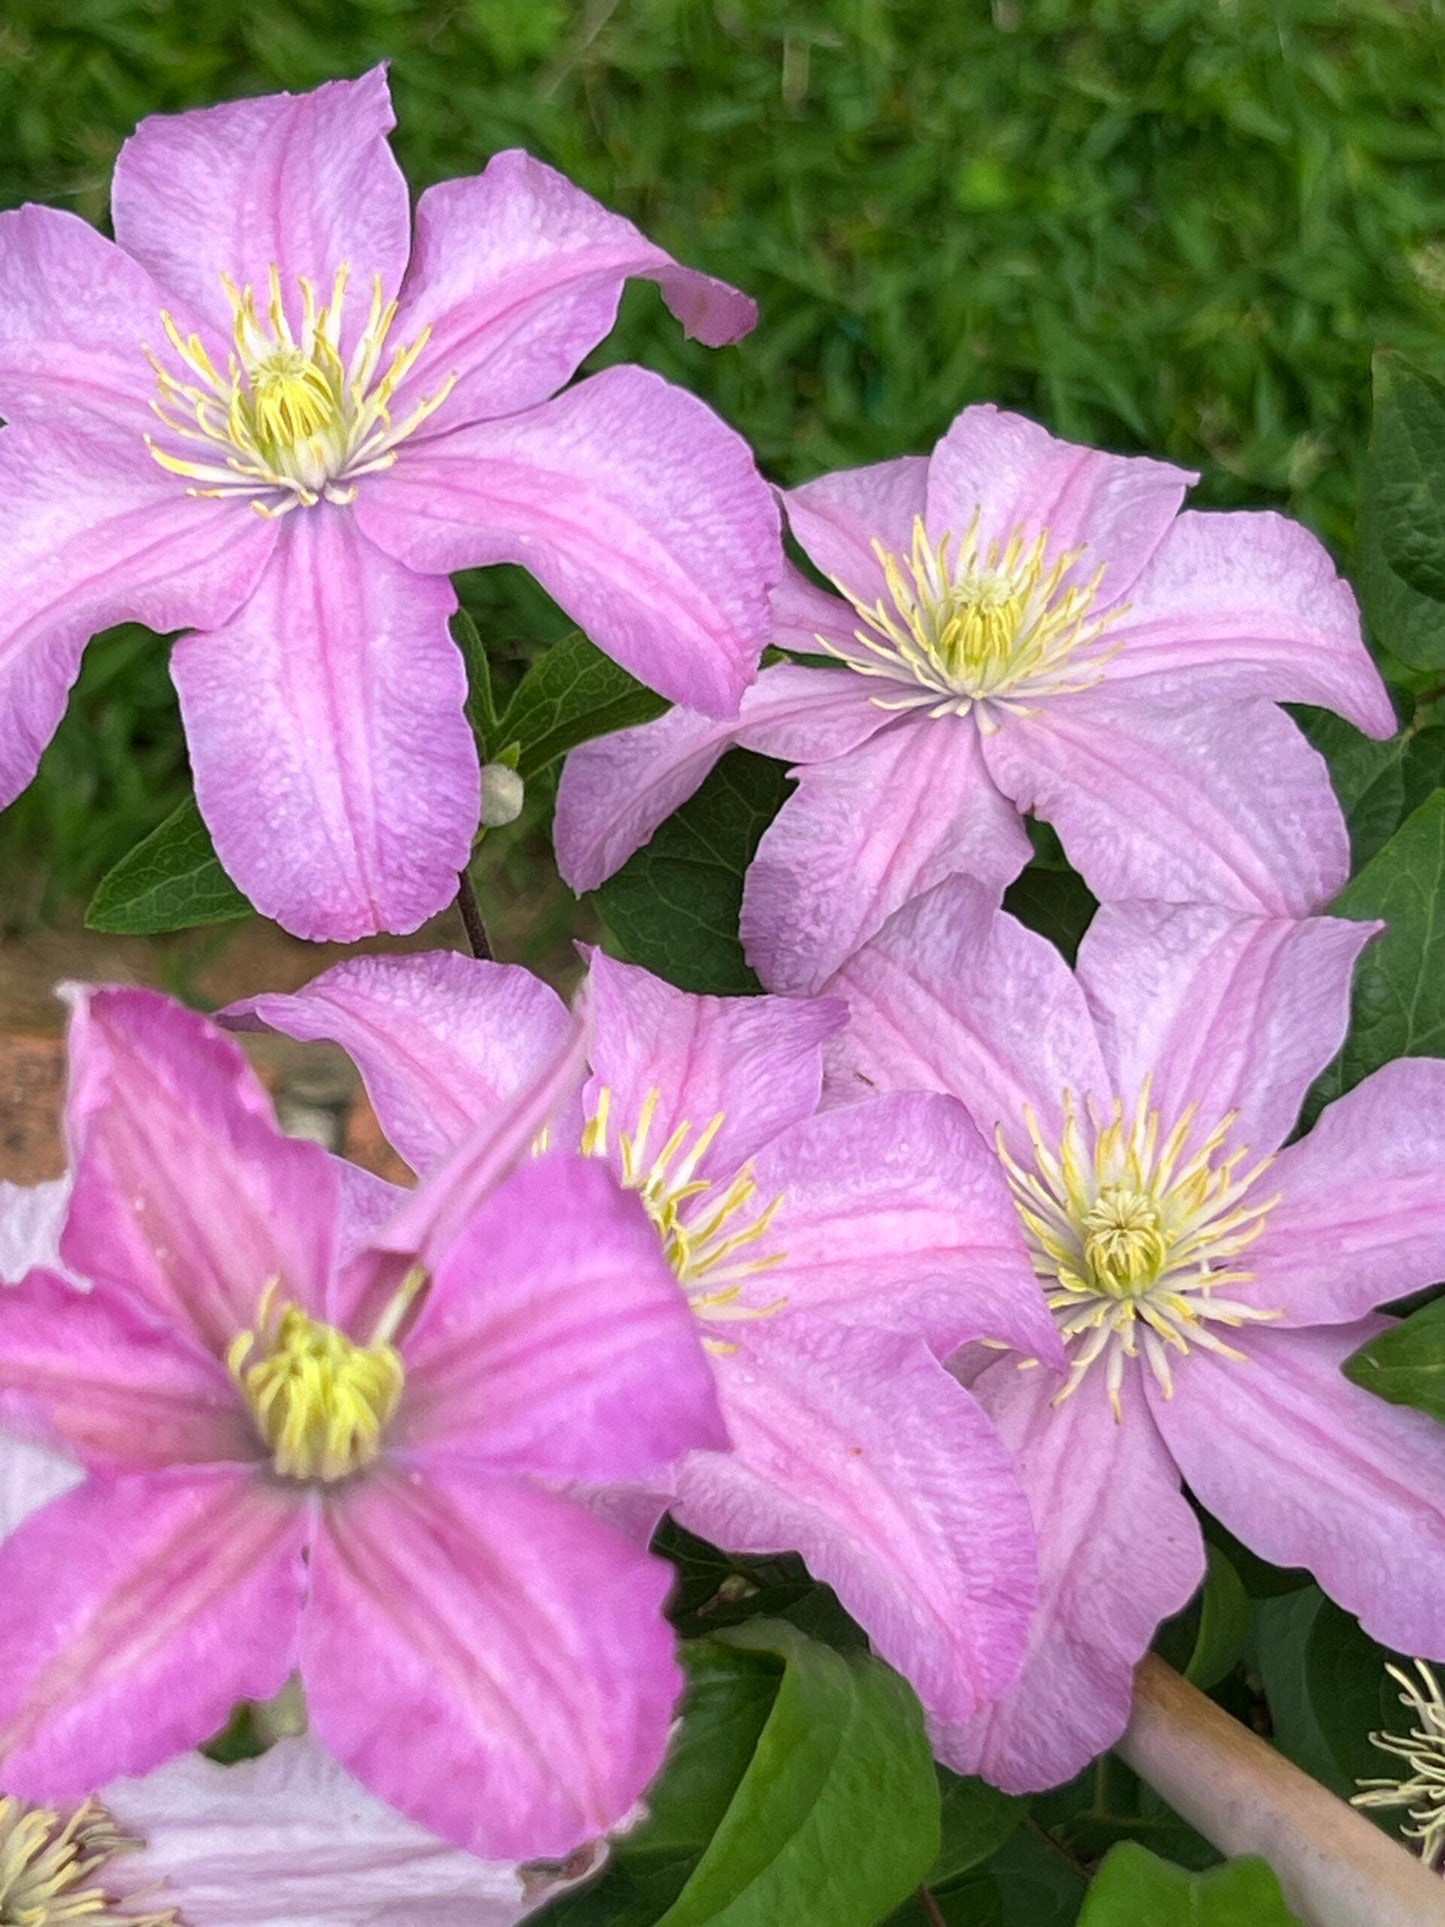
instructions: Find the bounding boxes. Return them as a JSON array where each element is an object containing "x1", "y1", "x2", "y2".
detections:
[{"x1": 784, "y1": 454, "x2": 930, "y2": 606}]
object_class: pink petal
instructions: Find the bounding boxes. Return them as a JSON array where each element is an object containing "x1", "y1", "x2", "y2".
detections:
[
  {"x1": 1077, "y1": 903, "x2": 1376, "y2": 1158},
  {"x1": 1248, "y1": 1059, "x2": 1445, "y2": 1324},
  {"x1": 785, "y1": 454, "x2": 930, "y2": 605},
  {"x1": 173, "y1": 508, "x2": 479, "y2": 942},
  {"x1": 61, "y1": 986, "x2": 338, "y2": 1358},
  {"x1": 0, "y1": 421, "x2": 273, "y2": 810},
  {"x1": 827, "y1": 878, "x2": 1108, "y2": 1159},
  {"x1": 741, "y1": 716, "x2": 1032, "y2": 995},
  {"x1": 1105, "y1": 509, "x2": 1396, "y2": 738},
  {"x1": 356, "y1": 366, "x2": 780, "y2": 718},
  {"x1": 983, "y1": 691, "x2": 1349, "y2": 918},
  {"x1": 939, "y1": 1358, "x2": 1204, "y2": 1792},
  {"x1": 749, "y1": 1091, "x2": 1060, "y2": 1365},
  {"x1": 227, "y1": 951, "x2": 570, "y2": 1177},
  {"x1": 305, "y1": 1467, "x2": 683, "y2": 1859},
  {"x1": 110, "y1": 69, "x2": 410, "y2": 350},
  {"x1": 584, "y1": 948, "x2": 843, "y2": 1177},
  {"x1": 394, "y1": 148, "x2": 755, "y2": 428},
  {"x1": 674, "y1": 1322, "x2": 1038, "y2": 1724},
  {"x1": 0, "y1": 1436, "x2": 82, "y2": 1539},
  {"x1": 1151, "y1": 1323, "x2": 1445, "y2": 1658},
  {"x1": 397, "y1": 1150, "x2": 725, "y2": 1480},
  {"x1": 925, "y1": 404, "x2": 1194, "y2": 604},
  {"x1": 0, "y1": 1270, "x2": 258, "y2": 1469},
  {"x1": 332, "y1": 1158, "x2": 409, "y2": 1268},
  {"x1": 763, "y1": 562, "x2": 867, "y2": 659},
  {"x1": 0, "y1": 1465, "x2": 305, "y2": 1801}
]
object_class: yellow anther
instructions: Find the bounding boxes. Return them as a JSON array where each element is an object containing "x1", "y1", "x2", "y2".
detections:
[
  {"x1": 0, "y1": 1793, "x2": 175, "y2": 1925},
  {"x1": 1082, "y1": 1185, "x2": 1169, "y2": 1296}
]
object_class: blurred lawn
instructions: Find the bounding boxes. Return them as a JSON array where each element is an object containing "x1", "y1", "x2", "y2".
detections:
[{"x1": 3, "y1": 0, "x2": 1445, "y2": 914}]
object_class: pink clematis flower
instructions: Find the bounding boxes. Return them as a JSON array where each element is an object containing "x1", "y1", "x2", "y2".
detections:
[
  {"x1": 227, "y1": 945, "x2": 1063, "y2": 1740},
  {"x1": 555, "y1": 404, "x2": 1394, "y2": 992},
  {"x1": 0, "y1": 984, "x2": 727, "y2": 1860},
  {"x1": 826, "y1": 878, "x2": 1445, "y2": 1790},
  {"x1": 0, "y1": 68, "x2": 780, "y2": 941}
]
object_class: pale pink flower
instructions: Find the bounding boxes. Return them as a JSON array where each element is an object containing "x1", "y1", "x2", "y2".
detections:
[
  {"x1": 556, "y1": 404, "x2": 1393, "y2": 992},
  {"x1": 0, "y1": 68, "x2": 780, "y2": 940},
  {"x1": 227, "y1": 946, "x2": 1064, "y2": 1739},
  {"x1": 827, "y1": 880, "x2": 1445, "y2": 1790},
  {"x1": 0, "y1": 985, "x2": 726, "y2": 1860}
]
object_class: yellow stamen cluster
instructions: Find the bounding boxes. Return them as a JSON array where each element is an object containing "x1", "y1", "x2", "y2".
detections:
[
  {"x1": 146, "y1": 264, "x2": 454, "y2": 515},
  {"x1": 1354, "y1": 1660, "x2": 1445, "y2": 1870},
  {"x1": 0, "y1": 1793, "x2": 174, "y2": 1926},
  {"x1": 583, "y1": 1088, "x2": 787, "y2": 1354},
  {"x1": 999, "y1": 1077, "x2": 1282, "y2": 1419},
  {"x1": 821, "y1": 512, "x2": 1119, "y2": 720}
]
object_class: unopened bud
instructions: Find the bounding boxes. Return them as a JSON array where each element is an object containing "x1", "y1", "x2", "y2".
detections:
[{"x1": 479, "y1": 762, "x2": 525, "y2": 828}]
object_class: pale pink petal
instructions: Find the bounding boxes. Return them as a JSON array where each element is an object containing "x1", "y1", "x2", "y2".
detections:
[
  {"x1": 305, "y1": 1468, "x2": 682, "y2": 1859},
  {"x1": 1105, "y1": 510, "x2": 1396, "y2": 738},
  {"x1": 1152, "y1": 1323, "x2": 1445, "y2": 1659},
  {"x1": 61, "y1": 986, "x2": 338, "y2": 1357},
  {"x1": 356, "y1": 366, "x2": 779, "y2": 718},
  {"x1": 827, "y1": 879, "x2": 1108, "y2": 1158},
  {"x1": 173, "y1": 508, "x2": 478, "y2": 942},
  {"x1": 741, "y1": 716, "x2": 1032, "y2": 995},
  {"x1": 1077, "y1": 903, "x2": 1376, "y2": 1158},
  {"x1": 675, "y1": 1323, "x2": 1038, "y2": 1724},
  {"x1": 983, "y1": 691, "x2": 1349, "y2": 918},
  {"x1": 750, "y1": 1092, "x2": 1060, "y2": 1364},
  {"x1": 939, "y1": 1358, "x2": 1204, "y2": 1792},
  {"x1": 397, "y1": 1150, "x2": 725, "y2": 1479},
  {"x1": 0, "y1": 1466, "x2": 305, "y2": 1800},
  {"x1": 0, "y1": 1177, "x2": 71, "y2": 1284},
  {"x1": 0, "y1": 1436, "x2": 83, "y2": 1539},
  {"x1": 110, "y1": 69, "x2": 410, "y2": 349},
  {"x1": 761, "y1": 562, "x2": 864, "y2": 658},
  {"x1": 0, "y1": 1271, "x2": 258, "y2": 1469},
  {"x1": 227, "y1": 952, "x2": 570, "y2": 1177},
  {"x1": 1247, "y1": 1060, "x2": 1445, "y2": 1325},
  {"x1": 394, "y1": 149, "x2": 755, "y2": 428},
  {"x1": 583, "y1": 948, "x2": 843, "y2": 1177},
  {"x1": 925, "y1": 404, "x2": 1193, "y2": 603},
  {"x1": 333, "y1": 1159, "x2": 410, "y2": 1268},
  {"x1": 0, "y1": 421, "x2": 273, "y2": 810},
  {"x1": 785, "y1": 455, "x2": 930, "y2": 605}
]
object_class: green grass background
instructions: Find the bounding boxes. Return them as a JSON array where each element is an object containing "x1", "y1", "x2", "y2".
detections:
[{"x1": 3, "y1": 0, "x2": 1445, "y2": 914}]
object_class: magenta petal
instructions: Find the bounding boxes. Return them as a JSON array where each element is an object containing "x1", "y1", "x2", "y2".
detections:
[
  {"x1": 395, "y1": 149, "x2": 756, "y2": 428},
  {"x1": 741, "y1": 716, "x2": 1032, "y2": 995},
  {"x1": 785, "y1": 455, "x2": 930, "y2": 606},
  {"x1": 675, "y1": 1323, "x2": 1038, "y2": 1724},
  {"x1": 1249, "y1": 1061, "x2": 1445, "y2": 1325},
  {"x1": 1152, "y1": 1325, "x2": 1445, "y2": 1658},
  {"x1": 828, "y1": 879, "x2": 1108, "y2": 1158},
  {"x1": 984, "y1": 691, "x2": 1349, "y2": 918},
  {"x1": 1107, "y1": 510, "x2": 1396, "y2": 738},
  {"x1": 306, "y1": 1468, "x2": 683, "y2": 1859},
  {"x1": 0, "y1": 1466, "x2": 305, "y2": 1801},
  {"x1": 110, "y1": 69, "x2": 410, "y2": 348},
  {"x1": 398, "y1": 1150, "x2": 725, "y2": 1480},
  {"x1": 940, "y1": 1359, "x2": 1204, "y2": 1793},
  {"x1": 173, "y1": 509, "x2": 478, "y2": 942},
  {"x1": 61, "y1": 986, "x2": 338, "y2": 1357},
  {"x1": 1077, "y1": 903, "x2": 1375, "y2": 1158},
  {"x1": 227, "y1": 952, "x2": 570, "y2": 1178},
  {"x1": 750, "y1": 1092, "x2": 1060, "y2": 1366},
  {"x1": 355, "y1": 366, "x2": 780, "y2": 718}
]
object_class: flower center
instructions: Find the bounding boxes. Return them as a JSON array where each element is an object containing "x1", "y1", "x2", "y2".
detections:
[
  {"x1": 998, "y1": 1078, "x2": 1282, "y2": 1418},
  {"x1": 0, "y1": 1793, "x2": 174, "y2": 1926},
  {"x1": 227, "y1": 1284, "x2": 404, "y2": 1482},
  {"x1": 145, "y1": 265, "x2": 454, "y2": 516},
  {"x1": 819, "y1": 512, "x2": 1119, "y2": 721},
  {"x1": 582, "y1": 1087, "x2": 787, "y2": 1355}
]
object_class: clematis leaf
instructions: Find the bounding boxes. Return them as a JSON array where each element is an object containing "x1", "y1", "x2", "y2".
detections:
[
  {"x1": 1294, "y1": 708, "x2": 1441, "y2": 872},
  {"x1": 85, "y1": 793, "x2": 251, "y2": 933},
  {"x1": 594, "y1": 750, "x2": 792, "y2": 994},
  {"x1": 1076, "y1": 1843, "x2": 1301, "y2": 1924},
  {"x1": 495, "y1": 628, "x2": 668, "y2": 778},
  {"x1": 452, "y1": 607, "x2": 501, "y2": 752},
  {"x1": 1155, "y1": 1544, "x2": 1251, "y2": 1693},
  {"x1": 1364, "y1": 352, "x2": 1445, "y2": 639},
  {"x1": 1002, "y1": 861, "x2": 1097, "y2": 963},
  {"x1": 1345, "y1": 1293, "x2": 1445, "y2": 1422}
]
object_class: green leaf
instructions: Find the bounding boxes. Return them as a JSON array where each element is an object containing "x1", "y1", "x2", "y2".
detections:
[
  {"x1": 928, "y1": 1770, "x2": 1029, "y2": 1886},
  {"x1": 85, "y1": 795, "x2": 251, "y2": 934},
  {"x1": 1156, "y1": 1545, "x2": 1250, "y2": 1693},
  {"x1": 451, "y1": 608, "x2": 500, "y2": 752},
  {"x1": 494, "y1": 629, "x2": 668, "y2": 778},
  {"x1": 1077, "y1": 1844, "x2": 1301, "y2": 1925},
  {"x1": 1002, "y1": 863, "x2": 1097, "y2": 964},
  {"x1": 594, "y1": 751, "x2": 792, "y2": 994},
  {"x1": 1344, "y1": 1292, "x2": 1445, "y2": 1420},
  {"x1": 1293, "y1": 709, "x2": 1444, "y2": 872},
  {"x1": 1368, "y1": 352, "x2": 1445, "y2": 613}
]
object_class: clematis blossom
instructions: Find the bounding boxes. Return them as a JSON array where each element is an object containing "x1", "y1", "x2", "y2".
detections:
[
  {"x1": 228, "y1": 945, "x2": 1062, "y2": 1738},
  {"x1": 826, "y1": 878, "x2": 1445, "y2": 1790},
  {"x1": 556, "y1": 403, "x2": 1394, "y2": 992},
  {"x1": 0, "y1": 68, "x2": 780, "y2": 940},
  {"x1": 0, "y1": 984, "x2": 727, "y2": 1861}
]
